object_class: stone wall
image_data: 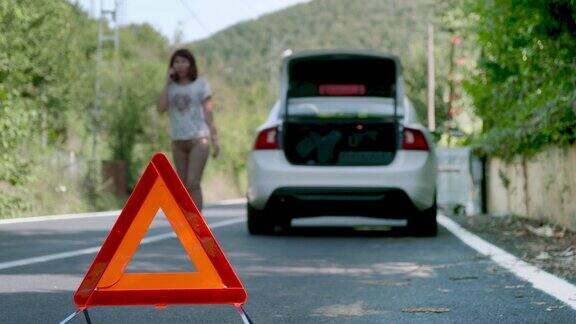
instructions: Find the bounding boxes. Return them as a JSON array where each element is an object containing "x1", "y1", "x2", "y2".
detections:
[{"x1": 488, "y1": 145, "x2": 576, "y2": 230}]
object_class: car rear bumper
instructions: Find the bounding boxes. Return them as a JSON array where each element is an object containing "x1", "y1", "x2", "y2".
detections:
[
  {"x1": 247, "y1": 149, "x2": 437, "y2": 212},
  {"x1": 264, "y1": 187, "x2": 422, "y2": 219}
]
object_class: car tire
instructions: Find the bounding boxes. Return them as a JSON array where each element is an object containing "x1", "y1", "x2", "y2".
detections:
[
  {"x1": 247, "y1": 203, "x2": 275, "y2": 235},
  {"x1": 407, "y1": 200, "x2": 438, "y2": 237}
]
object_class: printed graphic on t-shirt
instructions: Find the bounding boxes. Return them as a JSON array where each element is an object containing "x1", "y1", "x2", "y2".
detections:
[
  {"x1": 172, "y1": 93, "x2": 192, "y2": 112},
  {"x1": 168, "y1": 78, "x2": 212, "y2": 140}
]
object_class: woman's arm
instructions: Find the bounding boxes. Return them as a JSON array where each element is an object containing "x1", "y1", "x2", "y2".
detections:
[
  {"x1": 157, "y1": 68, "x2": 173, "y2": 113},
  {"x1": 203, "y1": 97, "x2": 220, "y2": 158},
  {"x1": 157, "y1": 84, "x2": 170, "y2": 113}
]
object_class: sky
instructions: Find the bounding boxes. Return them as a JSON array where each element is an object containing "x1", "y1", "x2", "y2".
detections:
[{"x1": 76, "y1": 0, "x2": 310, "y2": 43}]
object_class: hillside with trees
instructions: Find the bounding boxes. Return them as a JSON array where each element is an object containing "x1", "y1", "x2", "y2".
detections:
[
  {"x1": 190, "y1": 0, "x2": 456, "y2": 198},
  {"x1": 193, "y1": 0, "x2": 448, "y2": 119},
  {"x1": 0, "y1": 0, "x2": 467, "y2": 217}
]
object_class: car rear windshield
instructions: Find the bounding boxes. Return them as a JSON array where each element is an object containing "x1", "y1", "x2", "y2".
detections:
[{"x1": 287, "y1": 55, "x2": 397, "y2": 98}]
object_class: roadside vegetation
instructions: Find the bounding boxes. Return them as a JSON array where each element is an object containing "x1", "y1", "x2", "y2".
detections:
[
  {"x1": 441, "y1": 0, "x2": 576, "y2": 159},
  {"x1": 1, "y1": 0, "x2": 574, "y2": 217},
  {"x1": 0, "y1": 0, "x2": 455, "y2": 217}
]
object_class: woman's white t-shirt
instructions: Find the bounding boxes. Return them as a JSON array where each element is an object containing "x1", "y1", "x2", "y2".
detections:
[{"x1": 168, "y1": 77, "x2": 212, "y2": 140}]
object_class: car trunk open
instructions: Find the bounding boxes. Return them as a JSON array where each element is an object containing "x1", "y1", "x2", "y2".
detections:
[{"x1": 282, "y1": 54, "x2": 400, "y2": 166}]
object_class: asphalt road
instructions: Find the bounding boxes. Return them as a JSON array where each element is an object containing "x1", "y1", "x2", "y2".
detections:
[{"x1": 0, "y1": 203, "x2": 575, "y2": 323}]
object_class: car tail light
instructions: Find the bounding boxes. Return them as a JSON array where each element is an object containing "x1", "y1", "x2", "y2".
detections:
[
  {"x1": 402, "y1": 128, "x2": 429, "y2": 151},
  {"x1": 319, "y1": 84, "x2": 366, "y2": 96},
  {"x1": 254, "y1": 127, "x2": 279, "y2": 150}
]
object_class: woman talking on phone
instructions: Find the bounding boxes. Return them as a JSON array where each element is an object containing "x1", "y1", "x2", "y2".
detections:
[{"x1": 157, "y1": 48, "x2": 219, "y2": 210}]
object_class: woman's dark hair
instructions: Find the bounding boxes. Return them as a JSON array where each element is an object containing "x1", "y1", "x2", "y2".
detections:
[{"x1": 169, "y1": 48, "x2": 198, "y2": 82}]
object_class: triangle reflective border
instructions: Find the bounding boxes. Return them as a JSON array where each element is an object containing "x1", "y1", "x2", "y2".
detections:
[{"x1": 74, "y1": 153, "x2": 247, "y2": 308}]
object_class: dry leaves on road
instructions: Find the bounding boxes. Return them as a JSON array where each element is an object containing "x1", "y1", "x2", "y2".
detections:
[
  {"x1": 526, "y1": 225, "x2": 554, "y2": 238},
  {"x1": 447, "y1": 213, "x2": 576, "y2": 280},
  {"x1": 449, "y1": 275, "x2": 479, "y2": 281},
  {"x1": 402, "y1": 307, "x2": 450, "y2": 313},
  {"x1": 359, "y1": 279, "x2": 410, "y2": 287},
  {"x1": 312, "y1": 301, "x2": 383, "y2": 317}
]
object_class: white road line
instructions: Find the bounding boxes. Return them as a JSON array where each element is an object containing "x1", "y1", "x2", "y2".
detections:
[
  {"x1": 0, "y1": 210, "x2": 122, "y2": 225},
  {"x1": 439, "y1": 214, "x2": 576, "y2": 310},
  {"x1": 0, "y1": 218, "x2": 245, "y2": 271},
  {"x1": 0, "y1": 198, "x2": 247, "y2": 225},
  {"x1": 211, "y1": 198, "x2": 247, "y2": 206}
]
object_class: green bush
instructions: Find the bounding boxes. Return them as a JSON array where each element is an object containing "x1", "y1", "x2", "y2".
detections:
[{"x1": 458, "y1": 0, "x2": 576, "y2": 159}]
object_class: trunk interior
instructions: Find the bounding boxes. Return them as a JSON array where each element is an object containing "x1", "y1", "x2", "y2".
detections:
[
  {"x1": 283, "y1": 54, "x2": 399, "y2": 166},
  {"x1": 283, "y1": 118, "x2": 397, "y2": 166}
]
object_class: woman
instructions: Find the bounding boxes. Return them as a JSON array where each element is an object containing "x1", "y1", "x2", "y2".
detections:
[{"x1": 157, "y1": 48, "x2": 219, "y2": 210}]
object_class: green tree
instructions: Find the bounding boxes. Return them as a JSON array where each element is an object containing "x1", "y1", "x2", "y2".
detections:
[{"x1": 457, "y1": 0, "x2": 576, "y2": 158}]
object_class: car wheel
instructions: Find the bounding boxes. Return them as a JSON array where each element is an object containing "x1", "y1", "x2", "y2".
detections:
[
  {"x1": 407, "y1": 200, "x2": 438, "y2": 237},
  {"x1": 247, "y1": 203, "x2": 275, "y2": 235}
]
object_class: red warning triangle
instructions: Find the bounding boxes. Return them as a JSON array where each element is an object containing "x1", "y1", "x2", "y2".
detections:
[{"x1": 74, "y1": 153, "x2": 247, "y2": 308}]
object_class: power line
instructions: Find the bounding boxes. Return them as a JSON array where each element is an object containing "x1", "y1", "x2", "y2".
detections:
[{"x1": 178, "y1": 0, "x2": 212, "y2": 36}]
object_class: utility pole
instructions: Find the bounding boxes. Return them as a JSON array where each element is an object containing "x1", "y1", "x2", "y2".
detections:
[
  {"x1": 88, "y1": 0, "x2": 123, "y2": 206},
  {"x1": 268, "y1": 36, "x2": 288, "y2": 96},
  {"x1": 447, "y1": 35, "x2": 457, "y2": 121},
  {"x1": 446, "y1": 34, "x2": 461, "y2": 147},
  {"x1": 427, "y1": 23, "x2": 435, "y2": 132}
]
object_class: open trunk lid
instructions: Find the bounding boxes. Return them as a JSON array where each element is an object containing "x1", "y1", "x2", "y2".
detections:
[{"x1": 280, "y1": 51, "x2": 403, "y2": 166}]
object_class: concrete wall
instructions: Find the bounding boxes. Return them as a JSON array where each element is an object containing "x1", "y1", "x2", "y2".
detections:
[{"x1": 488, "y1": 145, "x2": 576, "y2": 230}]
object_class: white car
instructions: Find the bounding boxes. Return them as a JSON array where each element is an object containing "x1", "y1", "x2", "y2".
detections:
[{"x1": 247, "y1": 50, "x2": 438, "y2": 236}]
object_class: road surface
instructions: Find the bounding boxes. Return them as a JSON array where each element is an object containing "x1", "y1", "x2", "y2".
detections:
[{"x1": 0, "y1": 203, "x2": 574, "y2": 323}]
